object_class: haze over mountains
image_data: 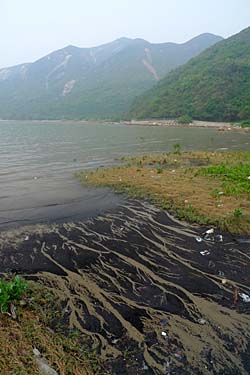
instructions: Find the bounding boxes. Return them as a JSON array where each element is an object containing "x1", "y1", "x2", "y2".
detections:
[
  {"x1": 0, "y1": 33, "x2": 222, "y2": 120},
  {"x1": 131, "y1": 27, "x2": 250, "y2": 122}
]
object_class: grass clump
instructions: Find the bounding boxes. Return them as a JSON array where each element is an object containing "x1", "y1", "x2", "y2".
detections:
[
  {"x1": 173, "y1": 143, "x2": 181, "y2": 154},
  {"x1": 0, "y1": 280, "x2": 102, "y2": 375},
  {"x1": 0, "y1": 276, "x2": 27, "y2": 313},
  {"x1": 156, "y1": 166, "x2": 163, "y2": 174},
  {"x1": 233, "y1": 207, "x2": 243, "y2": 218}
]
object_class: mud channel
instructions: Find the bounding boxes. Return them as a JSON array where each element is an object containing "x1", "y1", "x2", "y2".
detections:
[{"x1": 0, "y1": 200, "x2": 249, "y2": 374}]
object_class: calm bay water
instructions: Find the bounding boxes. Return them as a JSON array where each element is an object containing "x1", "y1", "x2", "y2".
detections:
[{"x1": 1, "y1": 120, "x2": 250, "y2": 228}]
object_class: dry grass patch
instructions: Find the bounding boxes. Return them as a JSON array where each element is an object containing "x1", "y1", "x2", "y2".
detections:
[
  {"x1": 78, "y1": 151, "x2": 250, "y2": 234},
  {"x1": 0, "y1": 281, "x2": 101, "y2": 375}
]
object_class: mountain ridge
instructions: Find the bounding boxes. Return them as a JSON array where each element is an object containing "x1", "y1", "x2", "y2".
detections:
[{"x1": 0, "y1": 33, "x2": 223, "y2": 120}]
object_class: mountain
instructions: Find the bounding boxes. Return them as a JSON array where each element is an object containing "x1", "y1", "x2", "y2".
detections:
[
  {"x1": 130, "y1": 27, "x2": 250, "y2": 122},
  {"x1": 0, "y1": 34, "x2": 222, "y2": 120}
]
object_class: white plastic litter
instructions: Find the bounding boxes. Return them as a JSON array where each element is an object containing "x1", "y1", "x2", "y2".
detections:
[
  {"x1": 215, "y1": 235, "x2": 223, "y2": 242},
  {"x1": 205, "y1": 229, "x2": 214, "y2": 234},
  {"x1": 161, "y1": 331, "x2": 167, "y2": 337},
  {"x1": 200, "y1": 250, "x2": 210, "y2": 256},
  {"x1": 239, "y1": 293, "x2": 250, "y2": 303},
  {"x1": 196, "y1": 237, "x2": 203, "y2": 243}
]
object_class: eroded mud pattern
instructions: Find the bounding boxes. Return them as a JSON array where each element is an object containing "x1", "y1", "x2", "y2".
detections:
[{"x1": 0, "y1": 200, "x2": 250, "y2": 374}]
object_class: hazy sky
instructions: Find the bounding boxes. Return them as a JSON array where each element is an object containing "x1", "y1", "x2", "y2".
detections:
[{"x1": 1, "y1": 0, "x2": 249, "y2": 68}]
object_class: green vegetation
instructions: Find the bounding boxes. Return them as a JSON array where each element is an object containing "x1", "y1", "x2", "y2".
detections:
[
  {"x1": 78, "y1": 151, "x2": 250, "y2": 234},
  {"x1": 0, "y1": 278, "x2": 103, "y2": 374},
  {"x1": 240, "y1": 119, "x2": 250, "y2": 128},
  {"x1": 233, "y1": 207, "x2": 243, "y2": 218},
  {"x1": 156, "y1": 166, "x2": 163, "y2": 174},
  {"x1": 198, "y1": 163, "x2": 250, "y2": 195},
  {"x1": 177, "y1": 115, "x2": 193, "y2": 124},
  {"x1": 0, "y1": 276, "x2": 27, "y2": 313},
  {"x1": 130, "y1": 27, "x2": 250, "y2": 122},
  {"x1": 173, "y1": 143, "x2": 182, "y2": 154}
]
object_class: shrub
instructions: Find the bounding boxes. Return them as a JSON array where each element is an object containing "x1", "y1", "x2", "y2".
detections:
[
  {"x1": 177, "y1": 115, "x2": 193, "y2": 124},
  {"x1": 240, "y1": 119, "x2": 250, "y2": 128}
]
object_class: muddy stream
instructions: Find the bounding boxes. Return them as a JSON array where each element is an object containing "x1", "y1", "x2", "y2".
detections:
[{"x1": 0, "y1": 200, "x2": 249, "y2": 374}]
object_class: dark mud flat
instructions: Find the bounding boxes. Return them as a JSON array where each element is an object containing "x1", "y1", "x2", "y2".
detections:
[{"x1": 0, "y1": 200, "x2": 250, "y2": 375}]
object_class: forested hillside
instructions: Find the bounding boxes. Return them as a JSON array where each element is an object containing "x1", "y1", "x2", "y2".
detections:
[{"x1": 130, "y1": 27, "x2": 250, "y2": 122}]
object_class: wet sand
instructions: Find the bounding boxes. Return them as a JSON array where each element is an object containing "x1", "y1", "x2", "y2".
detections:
[{"x1": 0, "y1": 199, "x2": 249, "y2": 374}]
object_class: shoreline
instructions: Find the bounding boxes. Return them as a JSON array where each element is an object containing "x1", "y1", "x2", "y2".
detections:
[
  {"x1": 120, "y1": 119, "x2": 250, "y2": 132},
  {"x1": 81, "y1": 150, "x2": 250, "y2": 234},
  {"x1": 1, "y1": 150, "x2": 250, "y2": 373},
  {"x1": 0, "y1": 118, "x2": 249, "y2": 132}
]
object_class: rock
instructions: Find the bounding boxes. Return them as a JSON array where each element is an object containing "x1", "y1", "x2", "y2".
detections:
[{"x1": 33, "y1": 348, "x2": 59, "y2": 375}]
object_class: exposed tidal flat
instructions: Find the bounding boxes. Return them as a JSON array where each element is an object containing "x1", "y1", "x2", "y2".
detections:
[{"x1": 0, "y1": 121, "x2": 250, "y2": 374}]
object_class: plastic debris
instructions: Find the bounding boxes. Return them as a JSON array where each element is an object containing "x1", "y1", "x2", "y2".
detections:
[
  {"x1": 218, "y1": 191, "x2": 224, "y2": 195},
  {"x1": 196, "y1": 237, "x2": 203, "y2": 243},
  {"x1": 197, "y1": 229, "x2": 223, "y2": 243},
  {"x1": 222, "y1": 279, "x2": 227, "y2": 285},
  {"x1": 204, "y1": 234, "x2": 213, "y2": 241},
  {"x1": 200, "y1": 250, "x2": 210, "y2": 256},
  {"x1": 215, "y1": 235, "x2": 223, "y2": 242},
  {"x1": 198, "y1": 318, "x2": 206, "y2": 325},
  {"x1": 10, "y1": 304, "x2": 16, "y2": 319},
  {"x1": 142, "y1": 362, "x2": 149, "y2": 370},
  {"x1": 205, "y1": 228, "x2": 214, "y2": 235},
  {"x1": 239, "y1": 293, "x2": 250, "y2": 303},
  {"x1": 218, "y1": 270, "x2": 225, "y2": 277},
  {"x1": 161, "y1": 331, "x2": 167, "y2": 337},
  {"x1": 24, "y1": 236, "x2": 29, "y2": 241}
]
